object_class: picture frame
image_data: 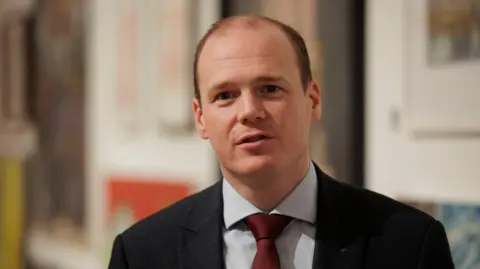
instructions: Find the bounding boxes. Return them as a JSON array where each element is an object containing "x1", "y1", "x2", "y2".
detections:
[
  {"x1": 400, "y1": 198, "x2": 480, "y2": 268},
  {"x1": 105, "y1": 176, "x2": 194, "y2": 262},
  {"x1": 405, "y1": 0, "x2": 480, "y2": 139},
  {"x1": 114, "y1": 0, "x2": 199, "y2": 139}
]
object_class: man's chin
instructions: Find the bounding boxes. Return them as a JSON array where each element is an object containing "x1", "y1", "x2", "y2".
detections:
[{"x1": 233, "y1": 155, "x2": 278, "y2": 175}]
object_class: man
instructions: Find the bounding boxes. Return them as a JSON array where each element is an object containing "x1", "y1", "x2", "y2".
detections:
[{"x1": 108, "y1": 15, "x2": 454, "y2": 269}]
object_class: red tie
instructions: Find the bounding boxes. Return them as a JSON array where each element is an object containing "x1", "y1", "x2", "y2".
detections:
[{"x1": 244, "y1": 213, "x2": 292, "y2": 269}]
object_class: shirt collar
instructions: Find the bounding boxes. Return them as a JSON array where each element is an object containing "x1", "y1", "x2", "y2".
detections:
[{"x1": 222, "y1": 162, "x2": 318, "y2": 229}]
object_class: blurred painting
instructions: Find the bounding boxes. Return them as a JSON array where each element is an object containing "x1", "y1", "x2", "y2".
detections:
[
  {"x1": 438, "y1": 203, "x2": 480, "y2": 268},
  {"x1": 24, "y1": 0, "x2": 87, "y2": 244},
  {"x1": 105, "y1": 177, "x2": 192, "y2": 259},
  {"x1": 153, "y1": 0, "x2": 197, "y2": 136},
  {"x1": 115, "y1": 0, "x2": 140, "y2": 135},
  {"x1": 428, "y1": 0, "x2": 480, "y2": 64},
  {"x1": 401, "y1": 199, "x2": 480, "y2": 268},
  {"x1": 114, "y1": 0, "x2": 198, "y2": 138},
  {"x1": 106, "y1": 177, "x2": 192, "y2": 232}
]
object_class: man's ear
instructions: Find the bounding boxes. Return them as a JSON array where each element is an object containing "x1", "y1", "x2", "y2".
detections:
[
  {"x1": 308, "y1": 80, "x2": 322, "y2": 122},
  {"x1": 192, "y1": 98, "x2": 209, "y2": 139}
]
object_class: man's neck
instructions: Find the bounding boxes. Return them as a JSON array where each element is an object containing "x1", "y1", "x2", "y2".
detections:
[{"x1": 222, "y1": 157, "x2": 311, "y2": 212}]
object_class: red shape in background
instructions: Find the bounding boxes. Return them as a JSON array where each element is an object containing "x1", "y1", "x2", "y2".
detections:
[{"x1": 107, "y1": 177, "x2": 193, "y2": 222}]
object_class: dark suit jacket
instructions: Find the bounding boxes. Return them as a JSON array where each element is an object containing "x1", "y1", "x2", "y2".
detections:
[{"x1": 108, "y1": 164, "x2": 454, "y2": 269}]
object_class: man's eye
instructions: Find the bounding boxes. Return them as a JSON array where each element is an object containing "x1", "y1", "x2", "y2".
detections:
[
  {"x1": 262, "y1": 85, "x2": 280, "y2": 93},
  {"x1": 216, "y1": 92, "x2": 234, "y2": 100}
]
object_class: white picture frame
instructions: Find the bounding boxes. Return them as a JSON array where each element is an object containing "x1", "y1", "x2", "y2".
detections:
[
  {"x1": 144, "y1": 0, "x2": 197, "y2": 137},
  {"x1": 405, "y1": 0, "x2": 480, "y2": 139},
  {"x1": 114, "y1": 0, "x2": 198, "y2": 138}
]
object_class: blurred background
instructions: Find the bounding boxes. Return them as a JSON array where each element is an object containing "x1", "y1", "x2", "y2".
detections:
[{"x1": 0, "y1": 0, "x2": 479, "y2": 268}]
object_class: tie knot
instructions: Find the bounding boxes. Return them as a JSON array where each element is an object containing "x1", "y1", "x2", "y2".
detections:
[{"x1": 244, "y1": 213, "x2": 292, "y2": 241}]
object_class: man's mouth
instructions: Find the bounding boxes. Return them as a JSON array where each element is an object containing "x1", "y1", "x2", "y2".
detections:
[{"x1": 241, "y1": 135, "x2": 268, "y2": 144}]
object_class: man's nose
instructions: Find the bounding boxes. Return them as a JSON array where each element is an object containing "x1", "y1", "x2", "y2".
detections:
[{"x1": 238, "y1": 92, "x2": 266, "y2": 124}]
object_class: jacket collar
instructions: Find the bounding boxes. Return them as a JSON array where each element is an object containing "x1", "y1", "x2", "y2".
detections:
[
  {"x1": 179, "y1": 181, "x2": 225, "y2": 269},
  {"x1": 179, "y1": 163, "x2": 368, "y2": 269}
]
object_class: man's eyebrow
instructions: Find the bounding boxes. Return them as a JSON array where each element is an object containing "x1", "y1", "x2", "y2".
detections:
[
  {"x1": 208, "y1": 75, "x2": 289, "y2": 93},
  {"x1": 253, "y1": 75, "x2": 286, "y2": 84},
  {"x1": 209, "y1": 81, "x2": 233, "y2": 92}
]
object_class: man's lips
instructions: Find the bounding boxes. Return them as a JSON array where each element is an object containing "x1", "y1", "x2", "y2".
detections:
[{"x1": 236, "y1": 132, "x2": 273, "y2": 145}]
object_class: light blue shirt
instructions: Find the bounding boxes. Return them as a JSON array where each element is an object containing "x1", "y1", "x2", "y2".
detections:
[{"x1": 222, "y1": 162, "x2": 318, "y2": 269}]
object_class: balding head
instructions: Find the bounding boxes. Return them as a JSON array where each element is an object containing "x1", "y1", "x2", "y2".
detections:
[{"x1": 193, "y1": 14, "x2": 312, "y2": 102}]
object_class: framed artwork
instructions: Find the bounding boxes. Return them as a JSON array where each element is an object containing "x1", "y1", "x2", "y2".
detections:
[
  {"x1": 428, "y1": 0, "x2": 480, "y2": 65},
  {"x1": 105, "y1": 177, "x2": 193, "y2": 260},
  {"x1": 115, "y1": 0, "x2": 141, "y2": 136},
  {"x1": 401, "y1": 199, "x2": 480, "y2": 268},
  {"x1": 114, "y1": 0, "x2": 198, "y2": 139},
  {"x1": 405, "y1": 0, "x2": 480, "y2": 139},
  {"x1": 438, "y1": 203, "x2": 480, "y2": 268},
  {"x1": 25, "y1": 0, "x2": 87, "y2": 245},
  {"x1": 106, "y1": 177, "x2": 193, "y2": 230},
  {"x1": 149, "y1": 0, "x2": 198, "y2": 136}
]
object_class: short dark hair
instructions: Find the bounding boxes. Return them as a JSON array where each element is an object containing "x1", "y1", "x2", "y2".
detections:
[{"x1": 193, "y1": 14, "x2": 313, "y2": 102}]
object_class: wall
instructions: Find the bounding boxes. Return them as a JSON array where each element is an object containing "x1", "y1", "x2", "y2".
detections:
[{"x1": 365, "y1": 0, "x2": 480, "y2": 203}]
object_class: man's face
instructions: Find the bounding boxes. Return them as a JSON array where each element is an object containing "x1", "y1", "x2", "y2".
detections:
[{"x1": 193, "y1": 24, "x2": 321, "y2": 177}]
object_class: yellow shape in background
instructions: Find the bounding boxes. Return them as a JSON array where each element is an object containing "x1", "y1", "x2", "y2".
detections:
[{"x1": 0, "y1": 158, "x2": 23, "y2": 269}]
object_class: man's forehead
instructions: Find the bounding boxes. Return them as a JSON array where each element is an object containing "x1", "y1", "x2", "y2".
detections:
[
  {"x1": 210, "y1": 17, "x2": 278, "y2": 36},
  {"x1": 201, "y1": 56, "x2": 299, "y2": 96},
  {"x1": 195, "y1": 17, "x2": 304, "y2": 94},
  {"x1": 199, "y1": 35, "x2": 296, "y2": 82},
  {"x1": 209, "y1": 21, "x2": 287, "y2": 45},
  {"x1": 200, "y1": 26, "x2": 294, "y2": 63}
]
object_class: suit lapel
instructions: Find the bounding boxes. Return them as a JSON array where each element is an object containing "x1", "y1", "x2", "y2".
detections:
[
  {"x1": 178, "y1": 164, "x2": 370, "y2": 269},
  {"x1": 311, "y1": 164, "x2": 367, "y2": 269},
  {"x1": 313, "y1": 236, "x2": 367, "y2": 269},
  {"x1": 178, "y1": 182, "x2": 225, "y2": 269}
]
